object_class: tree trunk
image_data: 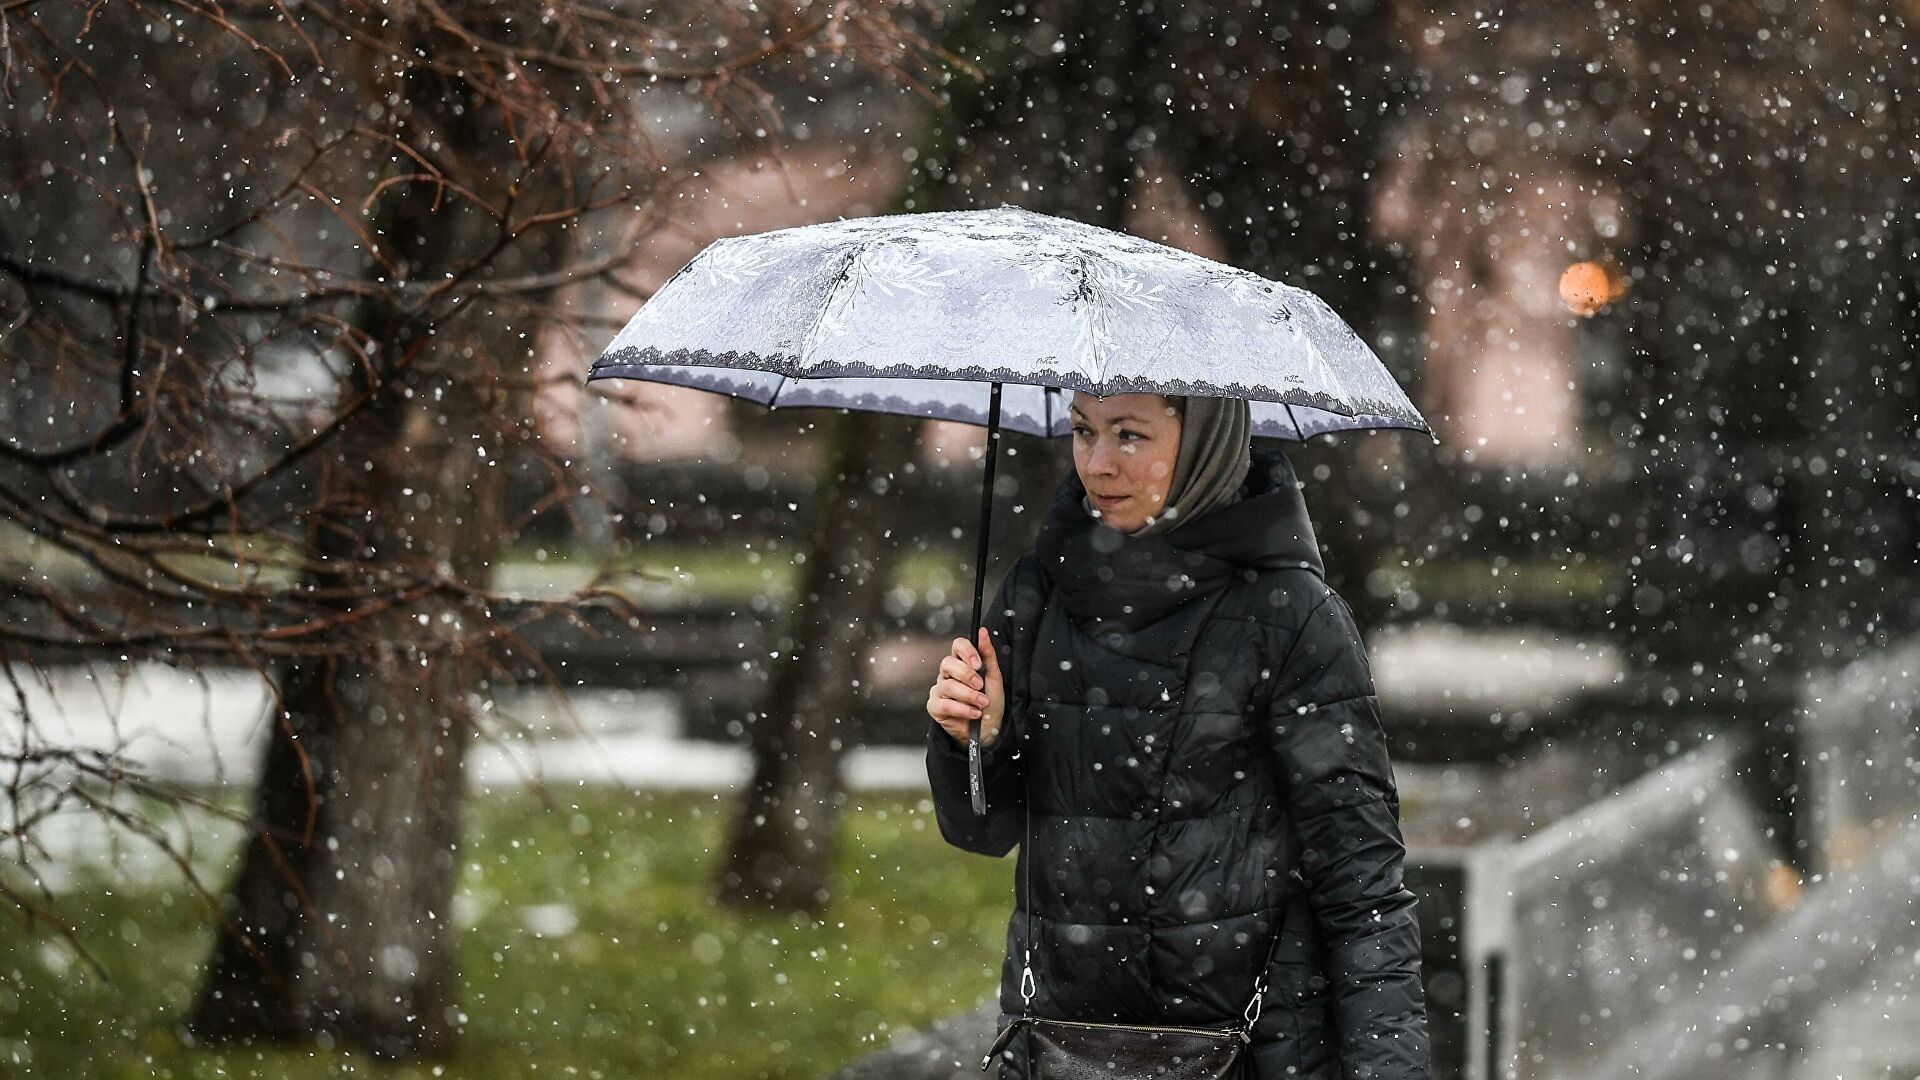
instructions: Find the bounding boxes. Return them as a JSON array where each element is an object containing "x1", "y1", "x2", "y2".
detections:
[
  {"x1": 715, "y1": 0, "x2": 1139, "y2": 911},
  {"x1": 1159, "y1": 0, "x2": 1414, "y2": 629},
  {"x1": 716, "y1": 412, "x2": 912, "y2": 911},
  {"x1": 186, "y1": 334, "x2": 521, "y2": 1057},
  {"x1": 188, "y1": 64, "x2": 559, "y2": 1055}
]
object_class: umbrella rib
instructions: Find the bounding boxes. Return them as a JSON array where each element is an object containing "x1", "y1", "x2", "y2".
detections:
[
  {"x1": 766, "y1": 373, "x2": 798, "y2": 410},
  {"x1": 1284, "y1": 326, "x2": 1361, "y2": 420},
  {"x1": 794, "y1": 241, "x2": 872, "y2": 376},
  {"x1": 1068, "y1": 251, "x2": 1103, "y2": 391},
  {"x1": 1287, "y1": 292, "x2": 1372, "y2": 414}
]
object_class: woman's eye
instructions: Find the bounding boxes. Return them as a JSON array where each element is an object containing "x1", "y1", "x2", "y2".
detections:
[
  {"x1": 1072, "y1": 425, "x2": 1091, "y2": 437},
  {"x1": 1119, "y1": 430, "x2": 1144, "y2": 441}
]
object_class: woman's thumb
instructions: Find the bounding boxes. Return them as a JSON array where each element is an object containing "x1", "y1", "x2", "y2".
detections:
[{"x1": 976, "y1": 627, "x2": 1001, "y2": 679}]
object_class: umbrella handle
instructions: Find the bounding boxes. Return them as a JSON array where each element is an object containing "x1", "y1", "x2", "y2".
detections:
[
  {"x1": 967, "y1": 382, "x2": 1003, "y2": 817},
  {"x1": 967, "y1": 721, "x2": 985, "y2": 816}
]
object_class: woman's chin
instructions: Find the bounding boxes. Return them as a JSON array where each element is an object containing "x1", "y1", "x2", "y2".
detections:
[{"x1": 1091, "y1": 503, "x2": 1156, "y2": 534}]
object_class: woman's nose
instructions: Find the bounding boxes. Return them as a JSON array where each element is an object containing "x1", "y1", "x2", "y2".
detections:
[{"x1": 1085, "y1": 439, "x2": 1120, "y2": 475}]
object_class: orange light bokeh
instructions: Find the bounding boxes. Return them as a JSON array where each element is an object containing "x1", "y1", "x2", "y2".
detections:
[{"x1": 1559, "y1": 260, "x2": 1626, "y2": 316}]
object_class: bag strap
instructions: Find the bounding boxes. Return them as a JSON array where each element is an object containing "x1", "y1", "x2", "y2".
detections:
[
  {"x1": 1020, "y1": 784, "x2": 1035, "y2": 1014},
  {"x1": 1016, "y1": 588, "x2": 1281, "y2": 1037},
  {"x1": 1239, "y1": 916, "x2": 1286, "y2": 1036}
]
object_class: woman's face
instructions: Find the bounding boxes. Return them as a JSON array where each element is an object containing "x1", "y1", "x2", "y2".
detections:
[{"x1": 1070, "y1": 392, "x2": 1182, "y2": 534}]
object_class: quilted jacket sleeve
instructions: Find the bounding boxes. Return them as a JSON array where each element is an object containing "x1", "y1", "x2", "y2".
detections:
[
  {"x1": 1264, "y1": 581, "x2": 1430, "y2": 1080},
  {"x1": 926, "y1": 554, "x2": 1045, "y2": 858}
]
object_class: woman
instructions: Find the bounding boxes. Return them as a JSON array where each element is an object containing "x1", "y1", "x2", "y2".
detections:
[{"x1": 926, "y1": 392, "x2": 1430, "y2": 1080}]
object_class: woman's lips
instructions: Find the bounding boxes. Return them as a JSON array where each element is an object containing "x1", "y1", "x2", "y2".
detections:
[{"x1": 1093, "y1": 494, "x2": 1128, "y2": 507}]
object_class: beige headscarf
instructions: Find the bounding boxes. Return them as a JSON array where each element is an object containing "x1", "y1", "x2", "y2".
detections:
[{"x1": 1084, "y1": 395, "x2": 1253, "y2": 537}]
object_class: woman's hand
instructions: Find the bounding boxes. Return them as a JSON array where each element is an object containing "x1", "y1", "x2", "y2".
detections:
[{"x1": 928, "y1": 627, "x2": 1005, "y2": 747}]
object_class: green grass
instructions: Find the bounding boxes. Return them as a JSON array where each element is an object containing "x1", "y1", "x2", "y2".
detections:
[
  {"x1": 1, "y1": 790, "x2": 1013, "y2": 1079},
  {"x1": 1377, "y1": 556, "x2": 1620, "y2": 607}
]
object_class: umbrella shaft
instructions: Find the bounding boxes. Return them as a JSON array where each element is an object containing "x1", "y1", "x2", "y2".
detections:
[
  {"x1": 967, "y1": 381, "x2": 1002, "y2": 818},
  {"x1": 968, "y1": 382, "x2": 1003, "y2": 647}
]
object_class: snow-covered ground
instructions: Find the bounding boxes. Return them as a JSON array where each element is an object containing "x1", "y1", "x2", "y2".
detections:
[{"x1": 1, "y1": 665, "x2": 927, "y2": 792}]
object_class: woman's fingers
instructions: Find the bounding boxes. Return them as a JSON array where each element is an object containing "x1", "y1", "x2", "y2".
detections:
[
  {"x1": 926, "y1": 679, "x2": 985, "y2": 740},
  {"x1": 931, "y1": 668, "x2": 989, "y2": 709},
  {"x1": 939, "y1": 653, "x2": 984, "y2": 690},
  {"x1": 928, "y1": 693, "x2": 982, "y2": 720},
  {"x1": 951, "y1": 634, "x2": 982, "y2": 673},
  {"x1": 953, "y1": 631, "x2": 1001, "y2": 686},
  {"x1": 933, "y1": 632, "x2": 1002, "y2": 744}
]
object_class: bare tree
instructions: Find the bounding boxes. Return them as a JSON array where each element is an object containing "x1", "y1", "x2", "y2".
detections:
[
  {"x1": 1, "y1": 0, "x2": 934, "y2": 1057},
  {"x1": 713, "y1": 0, "x2": 1132, "y2": 913},
  {"x1": 717, "y1": 411, "x2": 917, "y2": 911}
]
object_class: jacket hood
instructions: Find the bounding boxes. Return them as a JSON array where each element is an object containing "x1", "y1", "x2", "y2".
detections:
[{"x1": 1033, "y1": 447, "x2": 1324, "y2": 634}]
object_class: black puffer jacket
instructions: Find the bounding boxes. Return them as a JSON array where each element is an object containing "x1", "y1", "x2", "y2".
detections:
[{"x1": 928, "y1": 449, "x2": 1429, "y2": 1080}]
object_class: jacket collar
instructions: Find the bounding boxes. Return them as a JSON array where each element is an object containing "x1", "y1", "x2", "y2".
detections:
[{"x1": 1033, "y1": 447, "x2": 1324, "y2": 634}]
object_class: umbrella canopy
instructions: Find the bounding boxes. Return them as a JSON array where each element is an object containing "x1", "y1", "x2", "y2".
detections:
[
  {"x1": 589, "y1": 205, "x2": 1431, "y2": 818},
  {"x1": 589, "y1": 206, "x2": 1429, "y2": 440}
]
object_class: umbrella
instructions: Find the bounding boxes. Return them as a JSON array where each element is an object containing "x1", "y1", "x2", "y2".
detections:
[{"x1": 588, "y1": 205, "x2": 1431, "y2": 816}]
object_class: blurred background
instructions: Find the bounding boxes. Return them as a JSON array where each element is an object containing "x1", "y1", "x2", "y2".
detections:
[{"x1": 2, "y1": 1, "x2": 1917, "y2": 1077}]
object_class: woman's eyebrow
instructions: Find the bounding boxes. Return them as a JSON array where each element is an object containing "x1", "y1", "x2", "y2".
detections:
[{"x1": 1068, "y1": 408, "x2": 1146, "y2": 424}]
